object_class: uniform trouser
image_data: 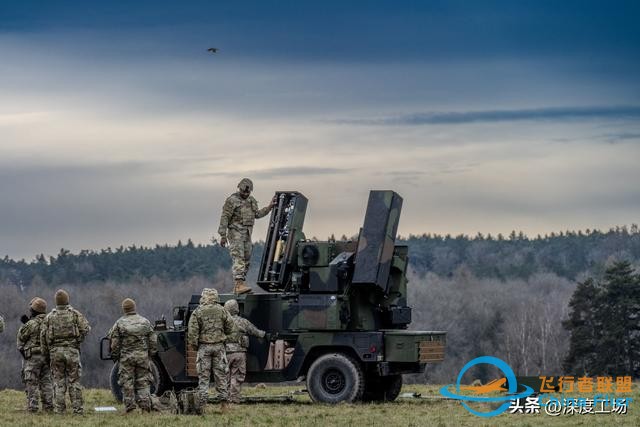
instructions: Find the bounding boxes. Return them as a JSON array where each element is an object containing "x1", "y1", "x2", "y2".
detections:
[
  {"x1": 227, "y1": 352, "x2": 247, "y2": 403},
  {"x1": 22, "y1": 353, "x2": 54, "y2": 412},
  {"x1": 197, "y1": 343, "x2": 229, "y2": 404},
  {"x1": 49, "y1": 346, "x2": 83, "y2": 414},
  {"x1": 118, "y1": 355, "x2": 152, "y2": 412},
  {"x1": 228, "y1": 228, "x2": 252, "y2": 281}
]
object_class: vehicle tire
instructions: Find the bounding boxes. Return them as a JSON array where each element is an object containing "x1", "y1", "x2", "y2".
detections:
[
  {"x1": 109, "y1": 360, "x2": 164, "y2": 402},
  {"x1": 306, "y1": 353, "x2": 364, "y2": 404},
  {"x1": 362, "y1": 374, "x2": 403, "y2": 402}
]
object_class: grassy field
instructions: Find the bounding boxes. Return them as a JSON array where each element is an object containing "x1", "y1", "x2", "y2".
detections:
[{"x1": 0, "y1": 384, "x2": 637, "y2": 427}]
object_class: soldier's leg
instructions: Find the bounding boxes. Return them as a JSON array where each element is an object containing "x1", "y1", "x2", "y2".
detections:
[
  {"x1": 211, "y1": 344, "x2": 229, "y2": 402},
  {"x1": 50, "y1": 349, "x2": 68, "y2": 414},
  {"x1": 133, "y1": 360, "x2": 152, "y2": 412},
  {"x1": 39, "y1": 356, "x2": 54, "y2": 412},
  {"x1": 226, "y1": 353, "x2": 237, "y2": 402},
  {"x1": 67, "y1": 348, "x2": 84, "y2": 414},
  {"x1": 196, "y1": 345, "x2": 213, "y2": 405},
  {"x1": 23, "y1": 359, "x2": 40, "y2": 412},
  {"x1": 228, "y1": 352, "x2": 246, "y2": 403},
  {"x1": 228, "y1": 230, "x2": 246, "y2": 280},
  {"x1": 118, "y1": 359, "x2": 136, "y2": 412},
  {"x1": 242, "y1": 234, "x2": 252, "y2": 279}
]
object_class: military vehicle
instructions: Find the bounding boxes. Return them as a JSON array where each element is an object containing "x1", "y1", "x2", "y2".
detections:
[{"x1": 101, "y1": 190, "x2": 446, "y2": 403}]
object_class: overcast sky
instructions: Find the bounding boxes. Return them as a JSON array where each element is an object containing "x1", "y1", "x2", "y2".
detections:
[{"x1": 1, "y1": 1, "x2": 639, "y2": 260}]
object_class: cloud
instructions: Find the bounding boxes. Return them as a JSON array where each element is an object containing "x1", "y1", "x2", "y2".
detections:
[
  {"x1": 603, "y1": 132, "x2": 640, "y2": 144},
  {"x1": 336, "y1": 105, "x2": 640, "y2": 126},
  {"x1": 194, "y1": 167, "x2": 350, "y2": 179}
]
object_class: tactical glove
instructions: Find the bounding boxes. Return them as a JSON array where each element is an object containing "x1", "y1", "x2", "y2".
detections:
[
  {"x1": 266, "y1": 332, "x2": 279, "y2": 341},
  {"x1": 220, "y1": 237, "x2": 228, "y2": 248}
]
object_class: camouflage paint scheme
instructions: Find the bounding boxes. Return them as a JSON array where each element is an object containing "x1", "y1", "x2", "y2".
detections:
[{"x1": 102, "y1": 190, "x2": 446, "y2": 395}]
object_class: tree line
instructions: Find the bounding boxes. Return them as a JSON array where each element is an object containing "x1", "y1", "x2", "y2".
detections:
[
  {"x1": 2, "y1": 225, "x2": 639, "y2": 288},
  {"x1": 0, "y1": 226, "x2": 639, "y2": 389}
]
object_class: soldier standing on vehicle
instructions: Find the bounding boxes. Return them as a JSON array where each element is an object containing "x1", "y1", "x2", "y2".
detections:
[
  {"x1": 41, "y1": 289, "x2": 91, "y2": 414},
  {"x1": 223, "y1": 299, "x2": 266, "y2": 403},
  {"x1": 108, "y1": 298, "x2": 158, "y2": 413},
  {"x1": 17, "y1": 297, "x2": 54, "y2": 413},
  {"x1": 187, "y1": 288, "x2": 234, "y2": 410},
  {"x1": 218, "y1": 178, "x2": 276, "y2": 294}
]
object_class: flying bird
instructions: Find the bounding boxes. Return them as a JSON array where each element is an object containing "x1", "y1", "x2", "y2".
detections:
[{"x1": 207, "y1": 47, "x2": 219, "y2": 53}]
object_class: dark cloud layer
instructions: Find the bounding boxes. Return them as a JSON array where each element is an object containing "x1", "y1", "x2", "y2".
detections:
[
  {"x1": 2, "y1": 1, "x2": 639, "y2": 63},
  {"x1": 337, "y1": 105, "x2": 640, "y2": 126},
  {"x1": 195, "y1": 167, "x2": 349, "y2": 179}
]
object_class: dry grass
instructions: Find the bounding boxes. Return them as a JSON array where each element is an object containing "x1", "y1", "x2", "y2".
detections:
[{"x1": 0, "y1": 384, "x2": 637, "y2": 427}]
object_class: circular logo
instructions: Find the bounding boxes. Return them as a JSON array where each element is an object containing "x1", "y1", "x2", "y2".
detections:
[{"x1": 439, "y1": 356, "x2": 534, "y2": 418}]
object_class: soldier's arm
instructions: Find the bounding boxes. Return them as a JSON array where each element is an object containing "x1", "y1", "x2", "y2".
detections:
[
  {"x1": 40, "y1": 317, "x2": 50, "y2": 355},
  {"x1": 17, "y1": 323, "x2": 29, "y2": 352},
  {"x1": 241, "y1": 318, "x2": 266, "y2": 338},
  {"x1": 254, "y1": 197, "x2": 272, "y2": 219},
  {"x1": 108, "y1": 323, "x2": 121, "y2": 359},
  {"x1": 187, "y1": 311, "x2": 200, "y2": 348},
  {"x1": 223, "y1": 310, "x2": 234, "y2": 335},
  {"x1": 218, "y1": 197, "x2": 234, "y2": 237},
  {"x1": 76, "y1": 310, "x2": 91, "y2": 341},
  {"x1": 148, "y1": 323, "x2": 158, "y2": 356}
]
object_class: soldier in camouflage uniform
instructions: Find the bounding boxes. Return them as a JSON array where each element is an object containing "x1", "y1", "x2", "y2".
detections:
[
  {"x1": 218, "y1": 178, "x2": 275, "y2": 294},
  {"x1": 187, "y1": 288, "x2": 234, "y2": 409},
  {"x1": 0, "y1": 313, "x2": 4, "y2": 333},
  {"x1": 108, "y1": 298, "x2": 158, "y2": 413},
  {"x1": 223, "y1": 299, "x2": 266, "y2": 403},
  {"x1": 40, "y1": 289, "x2": 91, "y2": 414},
  {"x1": 17, "y1": 297, "x2": 54, "y2": 413}
]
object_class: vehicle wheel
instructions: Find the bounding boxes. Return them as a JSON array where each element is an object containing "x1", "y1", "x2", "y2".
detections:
[
  {"x1": 109, "y1": 360, "x2": 164, "y2": 402},
  {"x1": 362, "y1": 374, "x2": 403, "y2": 402},
  {"x1": 306, "y1": 353, "x2": 364, "y2": 404}
]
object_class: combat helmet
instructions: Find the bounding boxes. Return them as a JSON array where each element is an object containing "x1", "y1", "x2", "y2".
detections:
[
  {"x1": 200, "y1": 288, "x2": 219, "y2": 305},
  {"x1": 237, "y1": 178, "x2": 253, "y2": 192},
  {"x1": 223, "y1": 299, "x2": 239, "y2": 315}
]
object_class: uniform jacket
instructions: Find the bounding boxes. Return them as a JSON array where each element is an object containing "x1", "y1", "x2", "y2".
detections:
[
  {"x1": 40, "y1": 305, "x2": 91, "y2": 352},
  {"x1": 17, "y1": 314, "x2": 46, "y2": 358},
  {"x1": 218, "y1": 193, "x2": 271, "y2": 238},
  {"x1": 225, "y1": 315, "x2": 265, "y2": 353},
  {"x1": 187, "y1": 302, "x2": 233, "y2": 346},
  {"x1": 108, "y1": 312, "x2": 158, "y2": 360}
]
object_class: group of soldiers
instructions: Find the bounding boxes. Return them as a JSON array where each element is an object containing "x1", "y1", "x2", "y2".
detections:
[
  {"x1": 110, "y1": 288, "x2": 266, "y2": 413},
  {"x1": 10, "y1": 288, "x2": 264, "y2": 414},
  {"x1": 1, "y1": 178, "x2": 273, "y2": 414},
  {"x1": 187, "y1": 288, "x2": 267, "y2": 410},
  {"x1": 16, "y1": 289, "x2": 90, "y2": 414}
]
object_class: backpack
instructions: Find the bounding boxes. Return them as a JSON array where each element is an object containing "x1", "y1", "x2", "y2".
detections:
[
  {"x1": 150, "y1": 390, "x2": 179, "y2": 414},
  {"x1": 50, "y1": 308, "x2": 79, "y2": 342},
  {"x1": 178, "y1": 388, "x2": 204, "y2": 415}
]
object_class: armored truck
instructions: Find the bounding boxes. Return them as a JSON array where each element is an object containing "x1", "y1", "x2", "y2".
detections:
[{"x1": 102, "y1": 190, "x2": 446, "y2": 403}]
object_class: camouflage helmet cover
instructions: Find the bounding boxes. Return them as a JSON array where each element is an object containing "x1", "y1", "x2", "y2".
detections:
[
  {"x1": 223, "y1": 299, "x2": 239, "y2": 315},
  {"x1": 200, "y1": 288, "x2": 219, "y2": 304},
  {"x1": 237, "y1": 178, "x2": 253, "y2": 192}
]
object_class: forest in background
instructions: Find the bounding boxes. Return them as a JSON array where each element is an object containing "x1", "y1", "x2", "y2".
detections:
[{"x1": 0, "y1": 226, "x2": 639, "y2": 389}]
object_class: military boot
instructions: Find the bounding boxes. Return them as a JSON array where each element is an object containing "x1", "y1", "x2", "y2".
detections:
[{"x1": 234, "y1": 280, "x2": 252, "y2": 295}]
